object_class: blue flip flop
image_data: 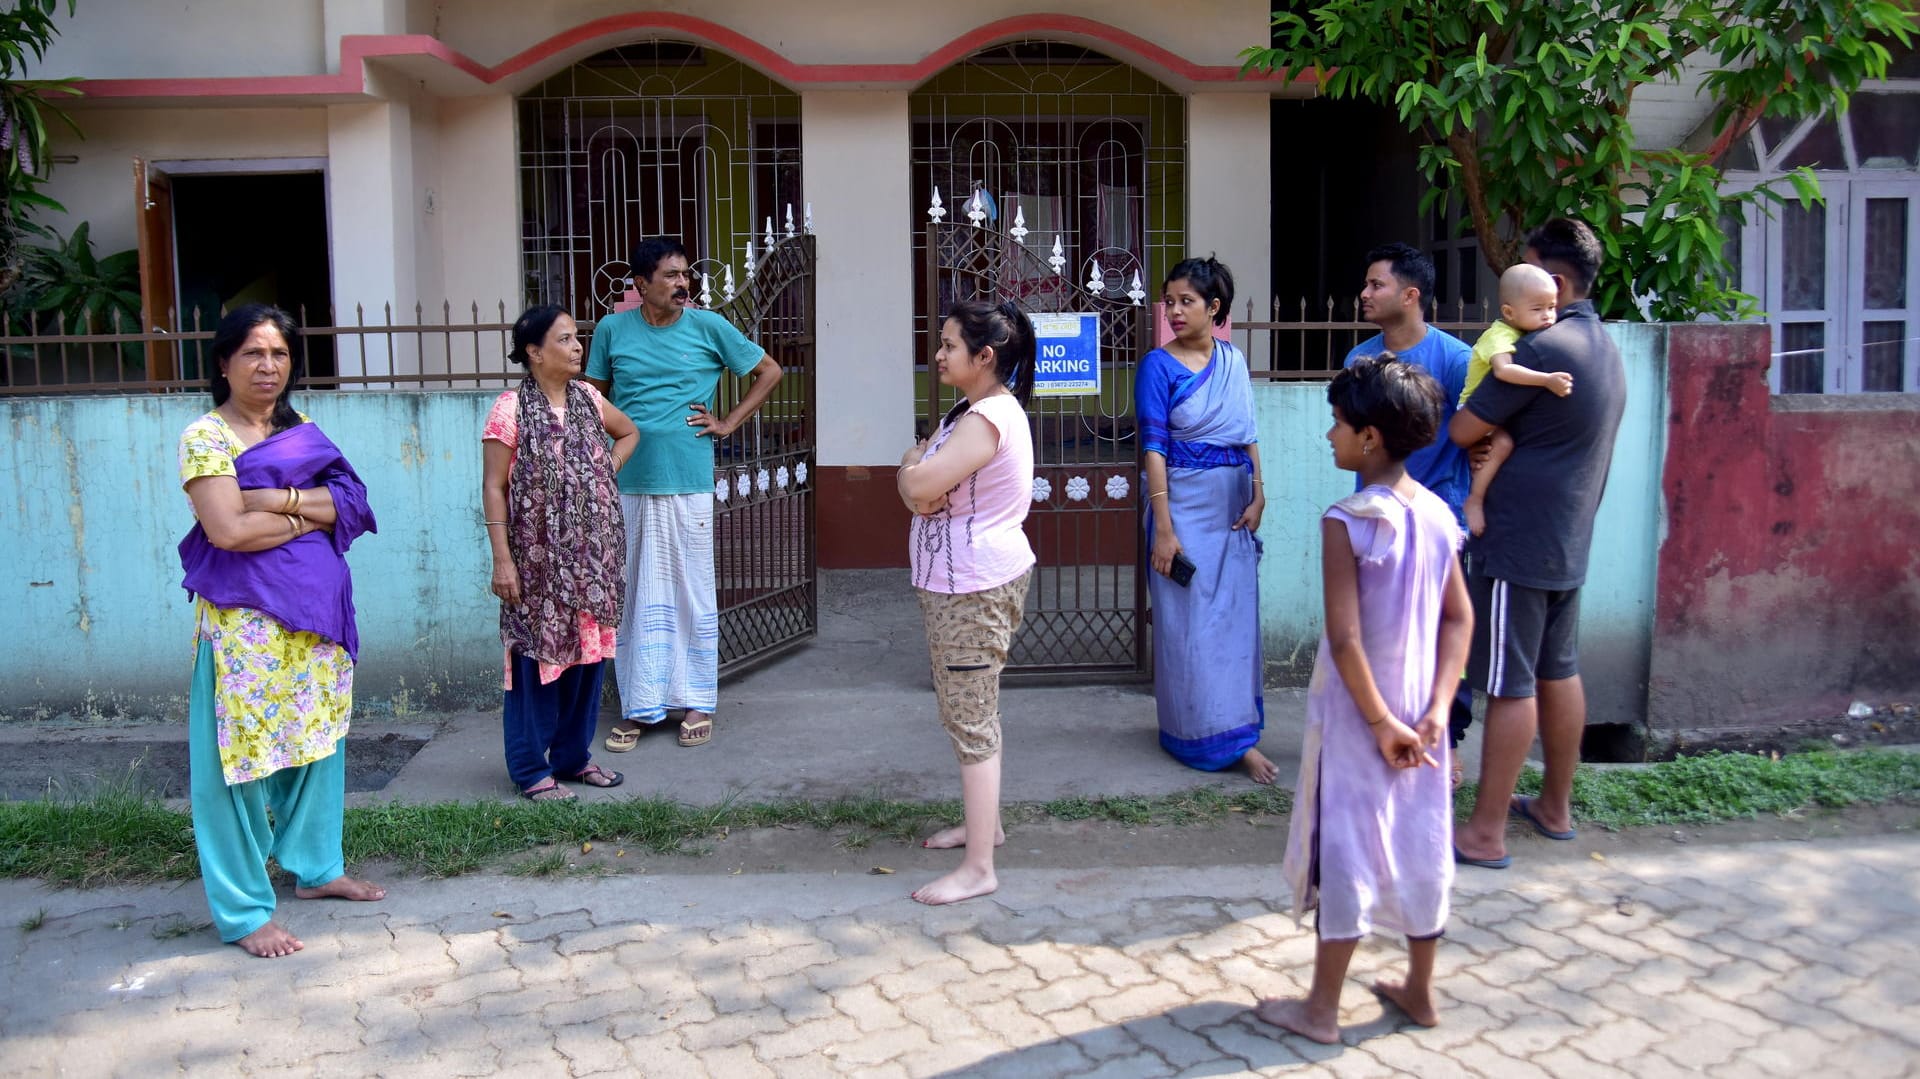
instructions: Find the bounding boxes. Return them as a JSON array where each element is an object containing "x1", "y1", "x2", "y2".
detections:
[
  {"x1": 1510, "y1": 796, "x2": 1576, "y2": 841},
  {"x1": 1453, "y1": 845, "x2": 1510, "y2": 870}
]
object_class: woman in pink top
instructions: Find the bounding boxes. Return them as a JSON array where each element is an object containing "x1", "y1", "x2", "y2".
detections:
[
  {"x1": 482, "y1": 305, "x2": 639, "y2": 801},
  {"x1": 896, "y1": 299, "x2": 1038, "y2": 905}
]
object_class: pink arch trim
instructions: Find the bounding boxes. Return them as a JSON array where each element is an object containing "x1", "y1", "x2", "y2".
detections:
[{"x1": 78, "y1": 12, "x2": 1306, "y2": 101}]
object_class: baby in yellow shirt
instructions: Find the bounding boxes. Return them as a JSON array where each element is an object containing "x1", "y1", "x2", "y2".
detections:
[{"x1": 1461, "y1": 263, "x2": 1573, "y2": 536}]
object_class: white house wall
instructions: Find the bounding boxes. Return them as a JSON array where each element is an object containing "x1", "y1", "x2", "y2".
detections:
[
  {"x1": 801, "y1": 91, "x2": 915, "y2": 468},
  {"x1": 31, "y1": 0, "x2": 1281, "y2": 475},
  {"x1": 24, "y1": 1, "x2": 325, "y2": 79},
  {"x1": 422, "y1": 0, "x2": 1269, "y2": 73},
  {"x1": 40, "y1": 109, "x2": 330, "y2": 255}
]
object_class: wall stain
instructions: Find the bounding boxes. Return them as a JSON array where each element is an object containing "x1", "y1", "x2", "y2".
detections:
[{"x1": 60, "y1": 427, "x2": 93, "y2": 635}]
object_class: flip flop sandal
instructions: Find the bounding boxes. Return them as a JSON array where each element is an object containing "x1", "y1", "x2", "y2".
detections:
[
  {"x1": 563, "y1": 763, "x2": 624, "y2": 789},
  {"x1": 678, "y1": 717, "x2": 713, "y2": 748},
  {"x1": 1453, "y1": 845, "x2": 1510, "y2": 870},
  {"x1": 603, "y1": 724, "x2": 643, "y2": 753},
  {"x1": 1509, "y1": 796, "x2": 1577, "y2": 841},
  {"x1": 521, "y1": 778, "x2": 576, "y2": 802}
]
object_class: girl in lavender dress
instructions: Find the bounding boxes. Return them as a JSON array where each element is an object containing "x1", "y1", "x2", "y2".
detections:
[{"x1": 1256, "y1": 355, "x2": 1473, "y2": 1043}]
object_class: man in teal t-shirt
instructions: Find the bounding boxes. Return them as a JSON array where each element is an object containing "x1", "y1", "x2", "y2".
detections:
[{"x1": 586, "y1": 237, "x2": 783, "y2": 750}]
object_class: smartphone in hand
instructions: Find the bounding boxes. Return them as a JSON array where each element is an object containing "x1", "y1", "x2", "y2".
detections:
[{"x1": 1169, "y1": 551, "x2": 1196, "y2": 588}]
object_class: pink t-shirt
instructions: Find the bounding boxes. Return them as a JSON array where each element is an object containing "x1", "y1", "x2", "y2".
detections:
[{"x1": 909, "y1": 394, "x2": 1036, "y2": 594}]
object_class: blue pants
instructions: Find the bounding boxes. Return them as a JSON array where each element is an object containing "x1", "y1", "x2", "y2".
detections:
[
  {"x1": 503, "y1": 654, "x2": 606, "y2": 789},
  {"x1": 189, "y1": 639, "x2": 347, "y2": 943}
]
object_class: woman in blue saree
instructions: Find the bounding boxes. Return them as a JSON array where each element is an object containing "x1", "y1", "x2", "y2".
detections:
[{"x1": 1137, "y1": 257, "x2": 1275, "y2": 783}]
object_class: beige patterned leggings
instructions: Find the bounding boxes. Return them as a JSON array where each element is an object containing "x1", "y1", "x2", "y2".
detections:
[{"x1": 915, "y1": 571, "x2": 1031, "y2": 765}]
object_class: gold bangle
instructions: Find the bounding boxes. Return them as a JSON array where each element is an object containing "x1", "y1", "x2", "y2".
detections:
[
  {"x1": 1149, "y1": 490, "x2": 1168, "y2": 500},
  {"x1": 284, "y1": 513, "x2": 301, "y2": 536},
  {"x1": 291, "y1": 486, "x2": 303, "y2": 515},
  {"x1": 484, "y1": 520, "x2": 509, "y2": 527},
  {"x1": 281, "y1": 486, "x2": 296, "y2": 513}
]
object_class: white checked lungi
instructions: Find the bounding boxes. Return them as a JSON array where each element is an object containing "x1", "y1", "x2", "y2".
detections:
[{"x1": 615, "y1": 493, "x2": 719, "y2": 723}]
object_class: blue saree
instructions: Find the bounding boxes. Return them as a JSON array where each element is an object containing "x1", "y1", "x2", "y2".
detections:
[{"x1": 1137, "y1": 339, "x2": 1265, "y2": 771}]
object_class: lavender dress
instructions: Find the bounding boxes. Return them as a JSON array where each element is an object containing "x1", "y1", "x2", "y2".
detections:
[{"x1": 1283, "y1": 485, "x2": 1460, "y2": 940}]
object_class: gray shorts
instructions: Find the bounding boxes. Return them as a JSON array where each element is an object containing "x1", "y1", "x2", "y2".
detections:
[{"x1": 1466, "y1": 569, "x2": 1581, "y2": 699}]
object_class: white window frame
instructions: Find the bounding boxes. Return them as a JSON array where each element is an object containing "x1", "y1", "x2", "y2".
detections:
[
  {"x1": 1846, "y1": 178, "x2": 1920, "y2": 393},
  {"x1": 1720, "y1": 84, "x2": 1920, "y2": 393}
]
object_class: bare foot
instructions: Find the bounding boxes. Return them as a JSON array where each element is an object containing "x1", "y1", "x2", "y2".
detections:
[
  {"x1": 1242, "y1": 748, "x2": 1279, "y2": 785},
  {"x1": 234, "y1": 922, "x2": 304, "y2": 958},
  {"x1": 1464, "y1": 496, "x2": 1487, "y2": 537},
  {"x1": 295, "y1": 874, "x2": 387, "y2": 902},
  {"x1": 1371, "y1": 979, "x2": 1440, "y2": 1027},
  {"x1": 910, "y1": 864, "x2": 997, "y2": 906},
  {"x1": 921, "y1": 824, "x2": 1006, "y2": 849},
  {"x1": 1252, "y1": 997, "x2": 1339, "y2": 1044}
]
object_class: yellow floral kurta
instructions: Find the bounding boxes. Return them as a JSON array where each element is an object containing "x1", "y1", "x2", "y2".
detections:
[{"x1": 180, "y1": 411, "x2": 353, "y2": 786}]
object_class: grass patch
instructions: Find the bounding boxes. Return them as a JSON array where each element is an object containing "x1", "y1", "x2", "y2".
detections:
[
  {"x1": 0, "y1": 765, "x2": 199, "y2": 887},
  {"x1": 151, "y1": 917, "x2": 211, "y2": 940},
  {"x1": 18, "y1": 907, "x2": 46, "y2": 932},
  {"x1": 2, "y1": 750, "x2": 1913, "y2": 885}
]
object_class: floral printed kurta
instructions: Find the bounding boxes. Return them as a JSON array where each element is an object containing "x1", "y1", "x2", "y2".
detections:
[
  {"x1": 180, "y1": 411, "x2": 353, "y2": 786},
  {"x1": 483, "y1": 388, "x2": 619, "y2": 689}
]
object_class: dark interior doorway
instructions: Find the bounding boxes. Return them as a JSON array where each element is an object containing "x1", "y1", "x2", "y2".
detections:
[{"x1": 170, "y1": 171, "x2": 333, "y2": 381}]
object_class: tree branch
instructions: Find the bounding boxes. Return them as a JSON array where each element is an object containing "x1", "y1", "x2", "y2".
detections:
[{"x1": 1447, "y1": 130, "x2": 1518, "y2": 272}]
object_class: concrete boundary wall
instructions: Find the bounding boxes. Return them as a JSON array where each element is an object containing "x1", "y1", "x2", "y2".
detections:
[
  {"x1": 1252, "y1": 323, "x2": 1669, "y2": 729},
  {"x1": 1, "y1": 392, "x2": 502, "y2": 718},
  {"x1": 1652, "y1": 324, "x2": 1920, "y2": 732}
]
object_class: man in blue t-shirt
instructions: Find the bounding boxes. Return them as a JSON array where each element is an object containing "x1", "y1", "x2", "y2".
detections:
[
  {"x1": 586, "y1": 237, "x2": 783, "y2": 751},
  {"x1": 1342, "y1": 242, "x2": 1473, "y2": 513},
  {"x1": 1343, "y1": 242, "x2": 1475, "y2": 769}
]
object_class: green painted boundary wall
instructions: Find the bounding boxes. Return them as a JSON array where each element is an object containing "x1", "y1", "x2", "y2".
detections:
[{"x1": 1252, "y1": 324, "x2": 1669, "y2": 727}]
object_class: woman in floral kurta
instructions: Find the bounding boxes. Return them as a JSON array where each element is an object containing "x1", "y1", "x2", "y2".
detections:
[
  {"x1": 178, "y1": 305, "x2": 385, "y2": 958},
  {"x1": 482, "y1": 304, "x2": 636, "y2": 800}
]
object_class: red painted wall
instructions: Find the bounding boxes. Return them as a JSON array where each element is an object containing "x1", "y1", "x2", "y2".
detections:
[{"x1": 1652, "y1": 323, "x2": 1920, "y2": 730}]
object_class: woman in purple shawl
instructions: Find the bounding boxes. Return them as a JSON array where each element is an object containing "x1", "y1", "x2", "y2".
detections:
[
  {"x1": 1136, "y1": 257, "x2": 1276, "y2": 784},
  {"x1": 178, "y1": 305, "x2": 384, "y2": 958}
]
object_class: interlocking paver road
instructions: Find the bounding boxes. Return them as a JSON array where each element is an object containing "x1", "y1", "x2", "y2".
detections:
[{"x1": 3, "y1": 833, "x2": 1916, "y2": 1077}]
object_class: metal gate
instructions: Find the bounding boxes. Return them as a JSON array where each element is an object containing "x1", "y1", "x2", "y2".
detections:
[
  {"x1": 704, "y1": 234, "x2": 818, "y2": 675},
  {"x1": 924, "y1": 220, "x2": 1149, "y2": 679}
]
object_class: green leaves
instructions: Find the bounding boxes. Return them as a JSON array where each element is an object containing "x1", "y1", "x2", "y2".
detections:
[
  {"x1": 1247, "y1": 0, "x2": 1913, "y2": 320},
  {"x1": 4, "y1": 221, "x2": 144, "y2": 366},
  {"x1": 1, "y1": 2, "x2": 80, "y2": 270}
]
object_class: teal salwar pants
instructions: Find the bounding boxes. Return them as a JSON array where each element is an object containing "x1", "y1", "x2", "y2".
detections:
[{"x1": 188, "y1": 638, "x2": 348, "y2": 943}]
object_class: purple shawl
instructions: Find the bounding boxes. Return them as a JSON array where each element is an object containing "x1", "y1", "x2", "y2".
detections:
[{"x1": 178, "y1": 422, "x2": 378, "y2": 659}]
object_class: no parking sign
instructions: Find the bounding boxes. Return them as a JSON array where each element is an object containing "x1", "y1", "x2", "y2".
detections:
[{"x1": 1028, "y1": 312, "x2": 1101, "y2": 397}]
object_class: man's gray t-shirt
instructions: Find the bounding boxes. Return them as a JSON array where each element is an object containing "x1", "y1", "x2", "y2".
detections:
[{"x1": 1462, "y1": 300, "x2": 1625, "y2": 591}]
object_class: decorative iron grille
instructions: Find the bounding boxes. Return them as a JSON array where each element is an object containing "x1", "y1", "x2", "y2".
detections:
[
  {"x1": 518, "y1": 44, "x2": 803, "y2": 317},
  {"x1": 909, "y1": 42, "x2": 1186, "y2": 377},
  {"x1": 707, "y1": 235, "x2": 818, "y2": 675},
  {"x1": 925, "y1": 220, "x2": 1149, "y2": 680}
]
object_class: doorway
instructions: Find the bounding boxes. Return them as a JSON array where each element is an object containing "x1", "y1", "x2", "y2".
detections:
[{"x1": 165, "y1": 169, "x2": 333, "y2": 380}]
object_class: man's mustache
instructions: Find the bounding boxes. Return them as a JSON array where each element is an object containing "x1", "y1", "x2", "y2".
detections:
[{"x1": 672, "y1": 288, "x2": 691, "y2": 301}]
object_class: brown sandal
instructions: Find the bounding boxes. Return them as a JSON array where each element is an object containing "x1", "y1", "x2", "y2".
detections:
[
  {"x1": 562, "y1": 763, "x2": 624, "y2": 788},
  {"x1": 603, "y1": 723, "x2": 643, "y2": 753},
  {"x1": 677, "y1": 715, "x2": 712, "y2": 748},
  {"x1": 521, "y1": 778, "x2": 576, "y2": 802}
]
